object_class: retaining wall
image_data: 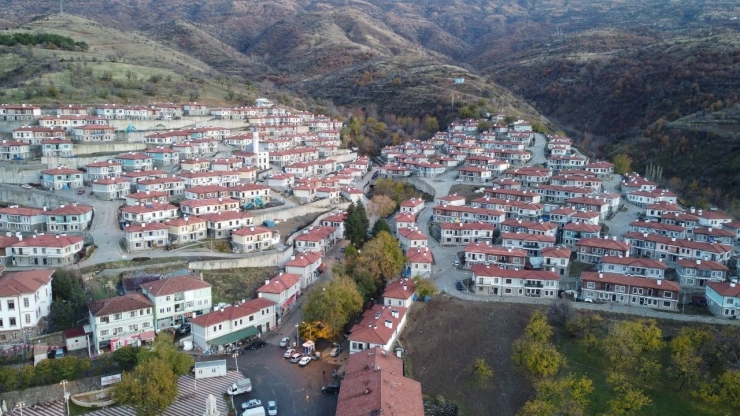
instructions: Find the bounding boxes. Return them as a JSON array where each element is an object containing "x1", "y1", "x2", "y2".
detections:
[
  {"x1": 0, "y1": 374, "x2": 107, "y2": 410},
  {"x1": 0, "y1": 184, "x2": 75, "y2": 207},
  {"x1": 72, "y1": 142, "x2": 147, "y2": 156},
  {"x1": 400, "y1": 177, "x2": 437, "y2": 198},
  {"x1": 249, "y1": 200, "x2": 350, "y2": 225},
  {"x1": 0, "y1": 166, "x2": 47, "y2": 185},
  {"x1": 188, "y1": 246, "x2": 294, "y2": 270}
]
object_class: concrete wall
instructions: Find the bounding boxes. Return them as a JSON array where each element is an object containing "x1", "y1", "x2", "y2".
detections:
[
  {"x1": 328, "y1": 151, "x2": 358, "y2": 164},
  {"x1": 249, "y1": 200, "x2": 350, "y2": 225},
  {"x1": 189, "y1": 246, "x2": 294, "y2": 270},
  {"x1": 0, "y1": 166, "x2": 47, "y2": 185},
  {"x1": 399, "y1": 177, "x2": 437, "y2": 198},
  {"x1": 284, "y1": 204, "x2": 350, "y2": 247},
  {"x1": 106, "y1": 117, "x2": 250, "y2": 132},
  {"x1": 72, "y1": 142, "x2": 147, "y2": 156},
  {"x1": 0, "y1": 120, "x2": 33, "y2": 134},
  {"x1": 0, "y1": 184, "x2": 75, "y2": 207},
  {"x1": 0, "y1": 373, "x2": 106, "y2": 410}
]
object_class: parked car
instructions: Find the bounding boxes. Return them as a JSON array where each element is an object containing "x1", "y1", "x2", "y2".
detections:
[
  {"x1": 453, "y1": 260, "x2": 460, "y2": 267},
  {"x1": 322, "y1": 383, "x2": 340, "y2": 394},
  {"x1": 267, "y1": 401, "x2": 277, "y2": 416},
  {"x1": 284, "y1": 348, "x2": 296, "y2": 358},
  {"x1": 330, "y1": 344, "x2": 341, "y2": 357},
  {"x1": 20, "y1": 184, "x2": 32, "y2": 189},
  {"x1": 241, "y1": 399, "x2": 262, "y2": 410},
  {"x1": 298, "y1": 356, "x2": 312, "y2": 366},
  {"x1": 279, "y1": 337, "x2": 290, "y2": 348},
  {"x1": 455, "y1": 280, "x2": 465, "y2": 291},
  {"x1": 176, "y1": 323, "x2": 191, "y2": 335},
  {"x1": 54, "y1": 348, "x2": 65, "y2": 359},
  {"x1": 76, "y1": 189, "x2": 85, "y2": 195},
  {"x1": 248, "y1": 340, "x2": 267, "y2": 350},
  {"x1": 290, "y1": 353, "x2": 302, "y2": 363}
]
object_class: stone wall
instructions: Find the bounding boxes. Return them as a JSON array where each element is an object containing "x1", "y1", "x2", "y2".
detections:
[
  {"x1": 0, "y1": 374, "x2": 109, "y2": 411},
  {"x1": 188, "y1": 246, "x2": 294, "y2": 270},
  {"x1": 0, "y1": 166, "x2": 46, "y2": 185},
  {"x1": 249, "y1": 200, "x2": 350, "y2": 226},
  {"x1": 400, "y1": 177, "x2": 437, "y2": 198},
  {"x1": 106, "y1": 117, "x2": 250, "y2": 132},
  {"x1": 0, "y1": 184, "x2": 75, "y2": 207},
  {"x1": 72, "y1": 142, "x2": 147, "y2": 156}
]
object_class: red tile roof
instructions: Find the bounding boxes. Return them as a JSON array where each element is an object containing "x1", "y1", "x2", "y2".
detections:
[
  {"x1": 141, "y1": 275, "x2": 211, "y2": 296},
  {"x1": 0, "y1": 269, "x2": 54, "y2": 297},
  {"x1": 190, "y1": 298, "x2": 276, "y2": 327},
  {"x1": 581, "y1": 272, "x2": 680, "y2": 292},
  {"x1": 11, "y1": 234, "x2": 83, "y2": 248},
  {"x1": 256, "y1": 273, "x2": 301, "y2": 294},
  {"x1": 382, "y1": 278, "x2": 415, "y2": 301},
  {"x1": 88, "y1": 293, "x2": 153, "y2": 317},
  {"x1": 677, "y1": 259, "x2": 728, "y2": 271},
  {"x1": 601, "y1": 256, "x2": 667, "y2": 269},
  {"x1": 349, "y1": 304, "x2": 408, "y2": 345},
  {"x1": 471, "y1": 264, "x2": 559, "y2": 280},
  {"x1": 284, "y1": 251, "x2": 323, "y2": 267},
  {"x1": 406, "y1": 247, "x2": 433, "y2": 263},
  {"x1": 577, "y1": 237, "x2": 630, "y2": 251},
  {"x1": 706, "y1": 281, "x2": 740, "y2": 298}
]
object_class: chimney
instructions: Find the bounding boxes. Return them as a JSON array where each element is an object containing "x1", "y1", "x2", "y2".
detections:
[
  {"x1": 391, "y1": 309, "x2": 399, "y2": 318},
  {"x1": 696, "y1": 259, "x2": 701, "y2": 264},
  {"x1": 657, "y1": 279, "x2": 662, "y2": 286},
  {"x1": 598, "y1": 273, "x2": 603, "y2": 279},
  {"x1": 265, "y1": 278, "x2": 270, "y2": 286},
  {"x1": 384, "y1": 319, "x2": 393, "y2": 328}
]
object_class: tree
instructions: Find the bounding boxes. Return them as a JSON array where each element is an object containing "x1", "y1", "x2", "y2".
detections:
[
  {"x1": 518, "y1": 374, "x2": 593, "y2": 416},
  {"x1": 348, "y1": 232, "x2": 405, "y2": 289},
  {"x1": 113, "y1": 358, "x2": 178, "y2": 416},
  {"x1": 670, "y1": 327, "x2": 711, "y2": 390},
  {"x1": 524, "y1": 310, "x2": 553, "y2": 344},
  {"x1": 143, "y1": 333, "x2": 194, "y2": 376},
  {"x1": 371, "y1": 218, "x2": 392, "y2": 238},
  {"x1": 49, "y1": 269, "x2": 88, "y2": 331},
  {"x1": 719, "y1": 370, "x2": 740, "y2": 409},
  {"x1": 413, "y1": 277, "x2": 438, "y2": 299},
  {"x1": 566, "y1": 314, "x2": 605, "y2": 354},
  {"x1": 603, "y1": 319, "x2": 663, "y2": 372},
  {"x1": 608, "y1": 380, "x2": 651, "y2": 416},
  {"x1": 512, "y1": 339, "x2": 565, "y2": 378},
  {"x1": 344, "y1": 202, "x2": 367, "y2": 247},
  {"x1": 356, "y1": 201, "x2": 370, "y2": 235},
  {"x1": 612, "y1": 154, "x2": 633, "y2": 174},
  {"x1": 469, "y1": 358, "x2": 493, "y2": 387},
  {"x1": 302, "y1": 275, "x2": 363, "y2": 340},
  {"x1": 369, "y1": 195, "x2": 397, "y2": 218},
  {"x1": 113, "y1": 345, "x2": 141, "y2": 371},
  {"x1": 547, "y1": 299, "x2": 574, "y2": 326}
]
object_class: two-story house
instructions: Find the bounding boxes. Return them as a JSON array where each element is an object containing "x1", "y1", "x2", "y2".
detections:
[
  {"x1": 676, "y1": 259, "x2": 728, "y2": 293},
  {"x1": 472, "y1": 265, "x2": 560, "y2": 298},
  {"x1": 440, "y1": 222, "x2": 496, "y2": 246},
  {"x1": 562, "y1": 222, "x2": 602, "y2": 248},
  {"x1": 397, "y1": 227, "x2": 429, "y2": 250},
  {"x1": 190, "y1": 298, "x2": 277, "y2": 350},
  {"x1": 9, "y1": 234, "x2": 84, "y2": 267},
  {"x1": 91, "y1": 178, "x2": 131, "y2": 200},
  {"x1": 120, "y1": 203, "x2": 179, "y2": 224},
  {"x1": 231, "y1": 226, "x2": 275, "y2": 253},
  {"x1": 399, "y1": 198, "x2": 425, "y2": 215},
  {"x1": 45, "y1": 203, "x2": 93, "y2": 233},
  {"x1": 85, "y1": 161, "x2": 123, "y2": 182},
  {"x1": 0, "y1": 269, "x2": 54, "y2": 341},
  {"x1": 705, "y1": 281, "x2": 740, "y2": 319},
  {"x1": 197, "y1": 211, "x2": 253, "y2": 239},
  {"x1": 294, "y1": 226, "x2": 337, "y2": 253},
  {"x1": 581, "y1": 272, "x2": 680, "y2": 311},
  {"x1": 464, "y1": 242, "x2": 527, "y2": 269},
  {"x1": 179, "y1": 198, "x2": 240, "y2": 216},
  {"x1": 348, "y1": 304, "x2": 408, "y2": 354},
  {"x1": 256, "y1": 272, "x2": 302, "y2": 315},
  {"x1": 576, "y1": 237, "x2": 631, "y2": 264},
  {"x1": 406, "y1": 247, "x2": 434, "y2": 278},
  {"x1": 284, "y1": 252, "x2": 324, "y2": 289},
  {"x1": 541, "y1": 246, "x2": 572, "y2": 277},
  {"x1": 41, "y1": 138, "x2": 74, "y2": 157},
  {"x1": 42, "y1": 167, "x2": 84, "y2": 190},
  {"x1": 144, "y1": 148, "x2": 180, "y2": 168},
  {"x1": 0, "y1": 206, "x2": 46, "y2": 233},
  {"x1": 599, "y1": 256, "x2": 667, "y2": 279},
  {"x1": 501, "y1": 232, "x2": 556, "y2": 258},
  {"x1": 382, "y1": 278, "x2": 416, "y2": 308},
  {"x1": 113, "y1": 153, "x2": 154, "y2": 172},
  {"x1": 88, "y1": 294, "x2": 155, "y2": 354},
  {"x1": 141, "y1": 275, "x2": 212, "y2": 330},
  {"x1": 165, "y1": 217, "x2": 207, "y2": 245},
  {"x1": 136, "y1": 177, "x2": 186, "y2": 196},
  {"x1": 72, "y1": 125, "x2": 115, "y2": 142},
  {"x1": 124, "y1": 222, "x2": 169, "y2": 251}
]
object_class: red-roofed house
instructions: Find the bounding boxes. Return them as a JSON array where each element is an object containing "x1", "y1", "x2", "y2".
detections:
[
  {"x1": 124, "y1": 222, "x2": 169, "y2": 251},
  {"x1": 581, "y1": 272, "x2": 679, "y2": 310},
  {"x1": 394, "y1": 212, "x2": 416, "y2": 232},
  {"x1": 91, "y1": 178, "x2": 132, "y2": 200},
  {"x1": 406, "y1": 247, "x2": 433, "y2": 278},
  {"x1": 397, "y1": 227, "x2": 428, "y2": 250},
  {"x1": 348, "y1": 304, "x2": 408, "y2": 354},
  {"x1": 141, "y1": 275, "x2": 212, "y2": 330},
  {"x1": 120, "y1": 203, "x2": 179, "y2": 224},
  {"x1": 9, "y1": 234, "x2": 84, "y2": 266},
  {"x1": 0, "y1": 206, "x2": 46, "y2": 233},
  {"x1": 335, "y1": 347, "x2": 424, "y2": 416},
  {"x1": 42, "y1": 167, "x2": 84, "y2": 190},
  {"x1": 284, "y1": 252, "x2": 324, "y2": 288},
  {"x1": 200, "y1": 211, "x2": 254, "y2": 239},
  {"x1": 576, "y1": 237, "x2": 631, "y2": 264},
  {"x1": 542, "y1": 246, "x2": 572, "y2": 277},
  {"x1": 705, "y1": 281, "x2": 740, "y2": 319},
  {"x1": 676, "y1": 259, "x2": 728, "y2": 293},
  {"x1": 190, "y1": 298, "x2": 276, "y2": 350},
  {"x1": 600, "y1": 256, "x2": 667, "y2": 279},
  {"x1": 562, "y1": 222, "x2": 601, "y2": 248},
  {"x1": 294, "y1": 226, "x2": 337, "y2": 253},
  {"x1": 88, "y1": 293, "x2": 155, "y2": 354},
  {"x1": 464, "y1": 242, "x2": 527, "y2": 269},
  {"x1": 399, "y1": 198, "x2": 425, "y2": 214},
  {"x1": 257, "y1": 272, "x2": 302, "y2": 314},
  {"x1": 501, "y1": 232, "x2": 556, "y2": 257},
  {"x1": 0, "y1": 269, "x2": 54, "y2": 340},
  {"x1": 472, "y1": 265, "x2": 559, "y2": 298},
  {"x1": 179, "y1": 197, "x2": 240, "y2": 216},
  {"x1": 440, "y1": 222, "x2": 496, "y2": 246},
  {"x1": 231, "y1": 225, "x2": 276, "y2": 253},
  {"x1": 383, "y1": 278, "x2": 415, "y2": 308},
  {"x1": 165, "y1": 217, "x2": 207, "y2": 244}
]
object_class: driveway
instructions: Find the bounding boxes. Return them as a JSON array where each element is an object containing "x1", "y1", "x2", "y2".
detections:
[{"x1": 210, "y1": 344, "x2": 339, "y2": 416}]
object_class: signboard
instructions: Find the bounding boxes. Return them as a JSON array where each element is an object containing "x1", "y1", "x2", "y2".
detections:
[{"x1": 101, "y1": 374, "x2": 122, "y2": 386}]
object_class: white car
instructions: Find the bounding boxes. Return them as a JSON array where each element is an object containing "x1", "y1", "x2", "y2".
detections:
[
  {"x1": 279, "y1": 337, "x2": 290, "y2": 348},
  {"x1": 267, "y1": 401, "x2": 277, "y2": 416},
  {"x1": 330, "y1": 345, "x2": 341, "y2": 357},
  {"x1": 298, "y1": 356, "x2": 312, "y2": 366},
  {"x1": 241, "y1": 399, "x2": 262, "y2": 410},
  {"x1": 20, "y1": 184, "x2": 32, "y2": 189},
  {"x1": 290, "y1": 353, "x2": 302, "y2": 363},
  {"x1": 453, "y1": 260, "x2": 460, "y2": 267},
  {"x1": 283, "y1": 348, "x2": 295, "y2": 358}
]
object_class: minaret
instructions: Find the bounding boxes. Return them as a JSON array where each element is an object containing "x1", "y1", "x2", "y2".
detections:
[{"x1": 252, "y1": 131, "x2": 259, "y2": 154}]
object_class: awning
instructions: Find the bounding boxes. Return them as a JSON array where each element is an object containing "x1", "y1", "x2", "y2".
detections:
[
  {"x1": 209, "y1": 326, "x2": 259, "y2": 346},
  {"x1": 139, "y1": 331, "x2": 156, "y2": 342}
]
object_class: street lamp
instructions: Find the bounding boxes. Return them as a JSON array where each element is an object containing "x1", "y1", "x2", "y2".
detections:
[
  {"x1": 61, "y1": 379, "x2": 70, "y2": 416},
  {"x1": 295, "y1": 324, "x2": 299, "y2": 349}
]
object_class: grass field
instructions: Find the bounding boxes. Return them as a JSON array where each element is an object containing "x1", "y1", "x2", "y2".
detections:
[{"x1": 201, "y1": 267, "x2": 280, "y2": 304}]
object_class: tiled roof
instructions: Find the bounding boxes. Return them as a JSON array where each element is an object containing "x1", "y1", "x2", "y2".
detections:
[
  {"x1": 124, "y1": 222, "x2": 169, "y2": 233},
  {"x1": 141, "y1": 275, "x2": 211, "y2": 296},
  {"x1": 0, "y1": 206, "x2": 45, "y2": 216},
  {"x1": 284, "y1": 252, "x2": 323, "y2": 267},
  {"x1": 382, "y1": 278, "x2": 415, "y2": 300},
  {"x1": 121, "y1": 203, "x2": 177, "y2": 214},
  {"x1": 88, "y1": 293, "x2": 153, "y2": 317},
  {"x1": 199, "y1": 211, "x2": 253, "y2": 222},
  {"x1": 11, "y1": 234, "x2": 83, "y2": 248},
  {"x1": 349, "y1": 304, "x2": 408, "y2": 345},
  {"x1": 471, "y1": 264, "x2": 559, "y2": 280},
  {"x1": 677, "y1": 259, "x2": 728, "y2": 271},
  {"x1": 542, "y1": 246, "x2": 572, "y2": 258},
  {"x1": 232, "y1": 225, "x2": 272, "y2": 236},
  {"x1": 0, "y1": 269, "x2": 54, "y2": 297},
  {"x1": 464, "y1": 242, "x2": 526, "y2": 257},
  {"x1": 706, "y1": 282, "x2": 740, "y2": 298},
  {"x1": 190, "y1": 298, "x2": 276, "y2": 327},
  {"x1": 601, "y1": 256, "x2": 667, "y2": 269},
  {"x1": 581, "y1": 272, "x2": 680, "y2": 292},
  {"x1": 577, "y1": 237, "x2": 630, "y2": 251},
  {"x1": 256, "y1": 273, "x2": 301, "y2": 294},
  {"x1": 406, "y1": 247, "x2": 433, "y2": 263}
]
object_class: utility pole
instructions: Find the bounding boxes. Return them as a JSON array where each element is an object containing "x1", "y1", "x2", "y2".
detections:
[{"x1": 60, "y1": 0, "x2": 63, "y2": 14}]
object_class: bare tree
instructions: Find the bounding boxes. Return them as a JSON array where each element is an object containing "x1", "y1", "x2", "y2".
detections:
[{"x1": 548, "y1": 299, "x2": 575, "y2": 326}]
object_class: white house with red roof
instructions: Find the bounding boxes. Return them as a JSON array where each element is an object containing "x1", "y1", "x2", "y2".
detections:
[
  {"x1": 0, "y1": 269, "x2": 54, "y2": 340},
  {"x1": 200, "y1": 211, "x2": 254, "y2": 239},
  {"x1": 320, "y1": 212, "x2": 346, "y2": 240},
  {"x1": 92, "y1": 178, "x2": 131, "y2": 200},
  {"x1": 600, "y1": 256, "x2": 667, "y2": 279},
  {"x1": 340, "y1": 187, "x2": 364, "y2": 204},
  {"x1": 46, "y1": 203, "x2": 93, "y2": 233},
  {"x1": 542, "y1": 246, "x2": 571, "y2": 277},
  {"x1": 464, "y1": 242, "x2": 527, "y2": 269},
  {"x1": 184, "y1": 185, "x2": 230, "y2": 201},
  {"x1": 501, "y1": 232, "x2": 556, "y2": 257},
  {"x1": 435, "y1": 194, "x2": 466, "y2": 206},
  {"x1": 584, "y1": 161, "x2": 614, "y2": 177},
  {"x1": 440, "y1": 222, "x2": 496, "y2": 246},
  {"x1": 228, "y1": 183, "x2": 272, "y2": 206},
  {"x1": 284, "y1": 252, "x2": 323, "y2": 288},
  {"x1": 406, "y1": 247, "x2": 433, "y2": 278},
  {"x1": 628, "y1": 219, "x2": 686, "y2": 239},
  {"x1": 190, "y1": 298, "x2": 276, "y2": 350},
  {"x1": 85, "y1": 160, "x2": 123, "y2": 182},
  {"x1": 394, "y1": 212, "x2": 416, "y2": 233},
  {"x1": 562, "y1": 222, "x2": 601, "y2": 248},
  {"x1": 257, "y1": 272, "x2": 302, "y2": 314},
  {"x1": 42, "y1": 166, "x2": 83, "y2": 190},
  {"x1": 71, "y1": 124, "x2": 115, "y2": 142},
  {"x1": 458, "y1": 166, "x2": 493, "y2": 183},
  {"x1": 383, "y1": 278, "x2": 415, "y2": 308},
  {"x1": 705, "y1": 281, "x2": 740, "y2": 319},
  {"x1": 140, "y1": 275, "x2": 212, "y2": 330},
  {"x1": 0, "y1": 206, "x2": 46, "y2": 233},
  {"x1": 124, "y1": 222, "x2": 169, "y2": 252},
  {"x1": 2, "y1": 104, "x2": 39, "y2": 121},
  {"x1": 576, "y1": 237, "x2": 631, "y2": 264},
  {"x1": 12, "y1": 126, "x2": 65, "y2": 145},
  {"x1": 624, "y1": 232, "x2": 732, "y2": 264},
  {"x1": 676, "y1": 259, "x2": 728, "y2": 293},
  {"x1": 696, "y1": 208, "x2": 733, "y2": 227},
  {"x1": 399, "y1": 198, "x2": 425, "y2": 214},
  {"x1": 398, "y1": 227, "x2": 428, "y2": 250},
  {"x1": 472, "y1": 265, "x2": 559, "y2": 298},
  {"x1": 180, "y1": 197, "x2": 240, "y2": 216},
  {"x1": 9, "y1": 234, "x2": 84, "y2": 267},
  {"x1": 0, "y1": 140, "x2": 31, "y2": 161},
  {"x1": 231, "y1": 226, "x2": 276, "y2": 253},
  {"x1": 144, "y1": 147, "x2": 180, "y2": 167},
  {"x1": 88, "y1": 293, "x2": 155, "y2": 354},
  {"x1": 565, "y1": 197, "x2": 610, "y2": 220},
  {"x1": 348, "y1": 303, "x2": 408, "y2": 354},
  {"x1": 41, "y1": 138, "x2": 74, "y2": 157},
  {"x1": 691, "y1": 226, "x2": 735, "y2": 246},
  {"x1": 136, "y1": 177, "x2": 186, "y2": 196},
  {"x1": 113, "y1": 152, "x2": 154, "y2": 172},
  {"x1": 125, "y1": 190, "x2": 169, "y2": 206},
  {"x1": 581, "y1": 272, "x2": 679, "y2": 310},
  {"x1": 120, "y1": 203, "x2": 179, "y2": 224},
  {"x1": 267, "y1": 173, "x2": 295, "y2": 192},
  {"x1": 294, "y1": 226, "x2": 337, "y2": 253},
  {"x1": 500, "y1": 218, "x2": 558, "y2": 237}
]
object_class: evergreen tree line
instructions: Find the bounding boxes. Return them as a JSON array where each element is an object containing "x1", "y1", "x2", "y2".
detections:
[{"x1": 0, "y1": 33, "x2": 88, "y2": 51}]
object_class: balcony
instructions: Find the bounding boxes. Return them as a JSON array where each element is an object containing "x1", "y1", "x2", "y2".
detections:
[{"x1": 524, "y1": 281, "x2": 544, "y2": 288}]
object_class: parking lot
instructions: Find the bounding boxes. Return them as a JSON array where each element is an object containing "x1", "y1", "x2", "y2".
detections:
[{"x1": 205, "y1": 342, "x2": 340, "y2": 416}]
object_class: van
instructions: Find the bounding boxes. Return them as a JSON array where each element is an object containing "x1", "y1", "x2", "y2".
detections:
[{"x1": 227, "y1": 378, "x2": 253, "y2": 395}]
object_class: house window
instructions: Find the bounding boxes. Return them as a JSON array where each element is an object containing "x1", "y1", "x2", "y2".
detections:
[
  {"x1": 663, "y1": 301, "x2": 671, "y2": 308},
  {"x1": 24, "y1": 314, "x2": 30, "y2": 324},
  {"x1": 128, "y1": 324, "x2": 138, "y2": 331},
  {"x1": 101, "y1": 330, "x2": 109, "y2": 336},
  {"x1": 23, "y1": 298, "x2": 29, "y2": 308},
  {"x1": 130, "y1": 312, "x2": 136, "y2": 318},
  {"x1": 728, "y1": 299, "x2": 735, "y2": 305},
  {"x1": 664, "y1": 291, "x2": 672, "y2": 299},
  {"x1": 7, "y1": 300, "x2": 14, "y2": 310},
  {"x1": 114, "y1": 313, "x2": 122, "y2": 320},
  {"x1": 9, "y1": 318, "x2": 16, "y2": 327},
  {"x1": 586, "y1": 282, "x2": 595, "y2": 289},
  {"x1": 249, "y1": 316, "x2": 254, "y2": 321}
]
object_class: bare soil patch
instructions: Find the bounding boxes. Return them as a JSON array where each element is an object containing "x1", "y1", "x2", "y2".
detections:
[{"x1": 400, "y1": 297, "x2": 542, "y2": 416}]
